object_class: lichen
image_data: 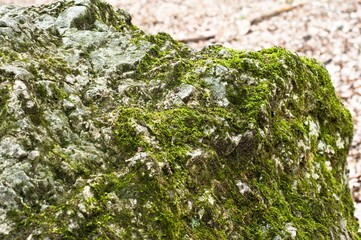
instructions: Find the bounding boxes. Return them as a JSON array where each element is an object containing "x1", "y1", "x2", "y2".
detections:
[{"x1": 0, "y1": 0, "x2": 358, "y2": 239}]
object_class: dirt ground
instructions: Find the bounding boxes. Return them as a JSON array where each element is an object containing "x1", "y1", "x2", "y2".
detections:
[{"x1": 1, "y1": 0, "x2": 361, "y2": 229}]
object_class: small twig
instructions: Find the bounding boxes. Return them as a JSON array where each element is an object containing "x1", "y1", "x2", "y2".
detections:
[
  {"x1": 250, "y1": 2, "x2": 306, "y2": 25},
  {"x1": 176, "y1": 2, "x2": 307, "y2": 43},
  {"x1": 177, "y1": 33, "x2": 216, "y2": 43},
  {"x1": 350, "y1": 174, "x2": 361, "y2": 180}
]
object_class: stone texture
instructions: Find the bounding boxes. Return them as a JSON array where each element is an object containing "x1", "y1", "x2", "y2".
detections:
[{"x1": 0, "y1": 0, "x2": 358, "y2": 239}]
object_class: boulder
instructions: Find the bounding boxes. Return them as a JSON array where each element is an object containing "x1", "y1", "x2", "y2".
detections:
[{"x1": 0, "y1": 0, "x2": 358, "y2": 238}]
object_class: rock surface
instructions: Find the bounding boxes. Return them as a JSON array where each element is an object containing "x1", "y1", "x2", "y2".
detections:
[{"x1": 0, "y1": 0, "x2": 359, "y2": 238}]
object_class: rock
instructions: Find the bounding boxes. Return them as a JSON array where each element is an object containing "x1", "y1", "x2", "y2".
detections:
[{"x1": 0, "y1": 0, "x2": 358, "y2": 239}]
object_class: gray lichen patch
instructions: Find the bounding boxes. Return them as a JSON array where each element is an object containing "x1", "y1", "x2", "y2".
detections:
[{"x1": 0, "y1": 0, "x2": 358, "y2": 239}]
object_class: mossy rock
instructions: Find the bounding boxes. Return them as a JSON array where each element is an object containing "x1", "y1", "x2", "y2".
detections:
[{"x1": 0, "y1": 0, "x2": 358, "y2": 239}]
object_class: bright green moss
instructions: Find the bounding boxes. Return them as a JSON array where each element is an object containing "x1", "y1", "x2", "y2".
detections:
[
  {"x1": 133, "y1": 33, "x2": 193, "y2": 88},
  {"x1": 114, "y1": 106, "x2": 244, "y2": 156}
]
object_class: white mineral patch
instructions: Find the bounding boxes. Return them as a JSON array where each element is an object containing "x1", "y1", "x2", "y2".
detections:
[
  {"x1": 157, "y1": 161, "x2": 165, "y2": 169},
  {"x1": 236, "y1": 180, "x2": 251, "y2": 194},
  {"x1": 146, "y1": 161, "x2": 156, "y2": 177},
  {"x1": 218, "y1": 49, "x2": 231, "y2": 58},
  {"x1": 306, "y1": 119, "x2": 320, "y2": 138},
  {"x1": 144, "y1": 201, "x2": 152, "y2": 209},
  {"x1": 315, "y1": 162, "x2": 320, "y2": 170},
  {"x1": 217, "y1": 97, "x2": 229, "y2": 107},
  {"x1": 297, "y1": 139, "x2": 310, "y2": 152},
  {"x1": 82, "y1": 186, "x2": 93, "y2": 200},
  {"x1": 187, "y1": 201, "x2": 193, "y2": 210},
  {"x1": 317, "y1": 141, "x2": 326, "y2": 151},
  {"x1": 214, "y1": 64, "x2": 228, "y2": 76},
  {"x1": 198, "y1": 190, "x2": 215, "y2": 205},
  {"x1": 63, "y1": 99, "x2": 75, "y2": 111},
  {"x1": 273, "y1": 155, "x2": 284, "y2": 171},
  {"x1": 5, "y1": 169, "x2": 33, "y2": 189},
  {"x1": 177, "y1": 84, "x2": 194, "y2": 100},
  {"x1": 85, "y1": 85, "x2": 112, "y2": 101},
  {"x1": 26, "y1": 234, "x2": 33, "y2": 240},
  {"x1": 325, "y1": 161, "x2": 332, "y2": 171},
  {"x1": 317, "y1": 140, "x2": 335, "y2": 154},
  {"x1": 90, "y1": 45, "x2": 147, "y2": 73},
  {"x1": 94, "y1": 20, "x2": 109, "y2": 31},
  {"x1": 208, "y1": 195, "x2": 215, "y2": 205},
  {"x1": 336, "y1": 133, "x2": 345, "y2": 149},
  {"x1": 198, "y1": 191, "x2": 207, "y2": 202},
  {"x1": 125, "y1": 152, "x2": 148, "y2": 167},
  {"x1": 187, "y1": 148, "x2": 202, "y2": 158},
  {"x1": 230, "y1": 134, "x2": 242, "y2": 146},
  {"x1": 118, "y1": 84, "x2": 129, "y2": 94},
  {"x1": 45, "y1": 110, "x2": 68, "y2": 131},
  {"x1": 258, "y1": 128, "x2": 266, "y2": 138},
  {"x1": 68, "y1": 219, "x2": 79, "y2": 230},
  {"x1": 35, "y1": 14, "x2": 56, "y2": 30},
  {"x1": 261, "y1": 224, "x2": 270, "y2": 235},
  {"x1": 340, "y1": 218, "x2": 351, "y2": 239},
  {"x1": 198, "y1": 208, "x2": 205, "y2": 219},
  {"x1": 204, "y1": 126, "x2": 216, "y2": 136},
  {"x1": 145, "y1": 161, "x2": 153, "y2": 171},
  {"x1": 75, "y1": 74, "x2": 90, "y2": 87},
  {"x1": 78, "y1": 203, "x2": 87, "y2": 213},
  {"x1": 0, "y1": 137, "x2": 27, "y2": 159},
  {"x1": 312, "y1": 173, "x2": 320, "y2": 180},
  {"x1": 285, "y1": 222, "x2": 297, "y2": 239},
  {"x1": 1, "y1": 66, "x2": 32, "y2": 81},
  {"x1": 135, "y1": 123, "x2": 148, "y2": 135},
  {"x1": 204, "y1": 77, "x2": 227, "y2": 100},
  {"x1": 129, "y1": 198, "x2": 137, "y2": 208},
  {"x1": 7, "y1": 88, "x2": 23, "y2": 117},
  {"x1": 0, "y1": 222, "x2": 13, "y2": 235},
  {"x1": 194, "y1": 66, "x2": 207, "y2": 74}
]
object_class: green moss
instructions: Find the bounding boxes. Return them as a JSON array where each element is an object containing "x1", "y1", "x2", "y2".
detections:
[
  {"x1": 0, "y1": 85, "x2": 12, "y2": 137},
  {"x1": 91, "y1": 0, "x2": 137, "y2": 32},
  {"x1": 0, "y1": 48, "x2": 20, "y2": 63},
  {"x1": 10, "y1": 46, "x2": 358, "y2": 239},
  {"x1": 1, "y1": 0, "x2": 358, "y2": 238},
  {"x1": 134, "y1": 32, "x2": 192, "y2": 87}
]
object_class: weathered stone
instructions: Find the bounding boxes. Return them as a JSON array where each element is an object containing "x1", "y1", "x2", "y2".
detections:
[{"x1": 0, "y1": 0, "x2": 358, "y2": 239}]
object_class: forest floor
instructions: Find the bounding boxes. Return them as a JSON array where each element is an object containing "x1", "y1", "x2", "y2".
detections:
[{"x1": 1, "y1": 0, "x2": 361, "y2": 229}]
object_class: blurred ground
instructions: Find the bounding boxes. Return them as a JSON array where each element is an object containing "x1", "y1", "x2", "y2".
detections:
[{"x1": 1, "y1": 0, "x2": 361, "y2": 229}]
